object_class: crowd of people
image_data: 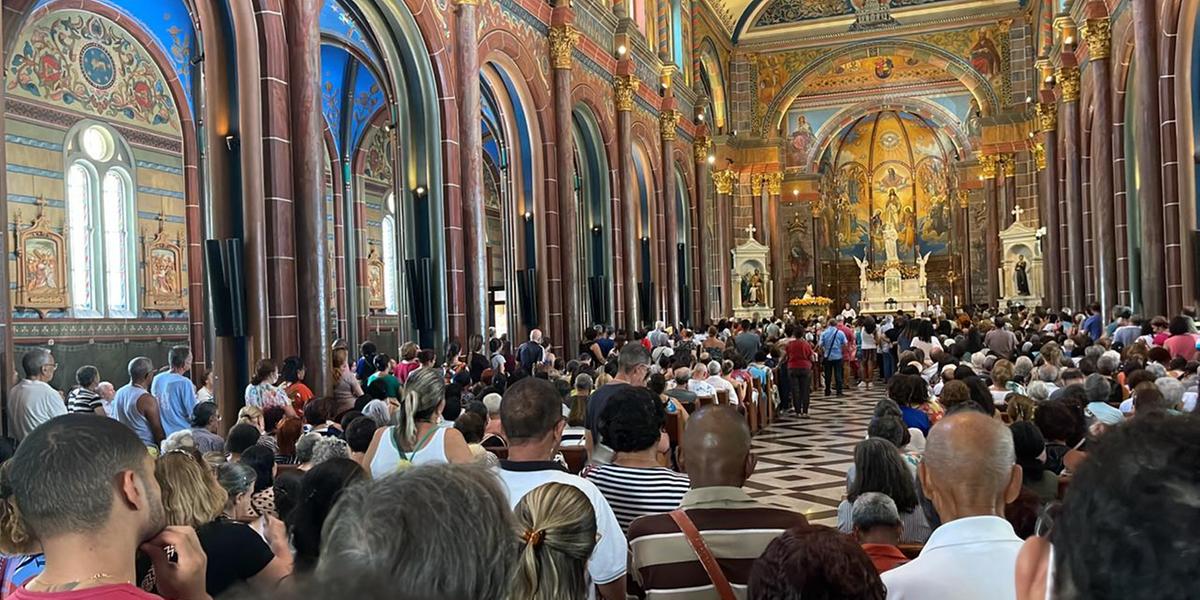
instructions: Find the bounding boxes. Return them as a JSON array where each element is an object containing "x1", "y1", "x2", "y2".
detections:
[{"x1": 1, "y1": 301, "x2": 1198, "y2": 599}]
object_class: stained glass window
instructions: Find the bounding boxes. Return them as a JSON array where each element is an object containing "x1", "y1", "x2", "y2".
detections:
[
  {"x1": 382, "y1": 195, "x2": 398, "y2": 314},
  {"x1": 66, "y1": 163, "x2": 94, "y2": 312},
  {"x1": 102, "y1": 169, "x2": 130, "y2": 313}
]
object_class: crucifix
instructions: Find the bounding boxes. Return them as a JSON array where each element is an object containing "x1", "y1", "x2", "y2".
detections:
[
  {"x1": 745, "y1": 223, "x2": 757, "y2": 242},
  {"x1": 1011, "y1": 204, "x2": 1025, "y2": 223}
]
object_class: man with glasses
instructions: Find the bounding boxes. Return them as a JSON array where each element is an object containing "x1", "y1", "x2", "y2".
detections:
[
  {"x1": 584, "y1": 343, "x2": 651, "y2": 463},
  {"x1": 7, "y1": 347, "x2": 66, "y2": 442}
]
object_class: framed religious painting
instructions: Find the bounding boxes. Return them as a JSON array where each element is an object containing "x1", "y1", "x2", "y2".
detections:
[
  {"x1": 142, "y1": 218, "x2": 186, "y2": 311},
  {"x1": 367, "y1": 246, "x2": 385, "y2": 310},
  {"x1": 14, "y1": 200, "x2": 69, "y2": 311}
]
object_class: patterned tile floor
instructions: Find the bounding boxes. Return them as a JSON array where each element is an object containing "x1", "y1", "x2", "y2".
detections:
[{"x1": 745, "y1": 385, "x2": 881, "y2": 526}]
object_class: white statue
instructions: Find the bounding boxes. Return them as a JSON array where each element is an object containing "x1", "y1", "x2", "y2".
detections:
[
  {"x1": 880, "y1": 190, "x2": 902, "y2": 264},
  {"x1": 854, "y1": 255, "x2": 870, "y2": 291},
  {"x1": 802, "y1": 283, "x2": 814, "y2": 299},
  {"x1": 916, "y1": 252, "x2": 931, "y2": 292}
]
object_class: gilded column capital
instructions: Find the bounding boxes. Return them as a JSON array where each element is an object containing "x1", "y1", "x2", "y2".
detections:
[
  {"x1": 811, "y1": 199, "x2": 822, "y2": 217},
  {"x1": 1033, "y1": 142, "x2": 1047, "y2": 171},
  {"x1": 1081, "y1": 19, "x2": 1111, "y2": 60},
  {"x1": 660, "y1": 64, "x2": 677, "y2": 90},
  {"x1": 693, "y1": 135, "x2": 711, "y2": 164},
  {"x1": 750, "y1": 173, "x2": 763, "y2": 196},
  {"x1": 1057, "y1": 64, "x2": 1080, "y2": 102},
  {"x1": 766, "y1": 172, "x2": 783, "y2": 196},
  {"x1": 614, "y1": 74, "x2": 637, "y2": 112},
  {"x1": 659, "y1": 110, "x2": 679, "y2": 141},
  {"x1": 712, "y1": 169, "x2": 736, "y2": 195},
  {"x1": 1035, "y1": 102, "x2": 1058, "y2": 132},
  {"x1": 957, "y1": 189, "x2": 970, "y2": 208},
  {"x1": 548, "y1": 25, "x2": 579, "y2": 70},
  {"x1": 979, "y1": 154, "x2": 998, "y2": 179},
  {"x1": 1002, "y1": 155, "x2": 1016, "y2": 177}
]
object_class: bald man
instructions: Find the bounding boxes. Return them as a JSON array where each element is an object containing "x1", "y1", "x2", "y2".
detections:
[
  {"x1": 628, "y1": 406, "x2": 807, "y2": 598},
  {"x1": 882, "y1": 411, "x2": 1024, "y2": 600}
]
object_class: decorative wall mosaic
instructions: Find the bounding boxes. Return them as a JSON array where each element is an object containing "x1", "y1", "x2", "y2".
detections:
[{"x1": 8, "y1": 10, "x2": 180, "y2": 132}]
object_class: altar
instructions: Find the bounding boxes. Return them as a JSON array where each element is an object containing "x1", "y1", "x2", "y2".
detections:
[
  {"x1": 731, "y1": 228, "x2": 774, "y2": 320},
  {"x1": 998, "y1": 217, "x2": 1043, "y2": 308},
  {"x1": 853, "y1": 214, "x2": 931, "y2": 315}
]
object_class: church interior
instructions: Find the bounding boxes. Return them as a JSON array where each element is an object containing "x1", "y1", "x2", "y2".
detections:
[{"x1": 0, "y1": 0, "x2": 1198, "y2": 426}]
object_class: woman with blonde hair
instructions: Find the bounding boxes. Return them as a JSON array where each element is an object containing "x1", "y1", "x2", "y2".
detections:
[
  {"x1": 362, "y1": 367, "x2": 473, "y2": 478},
  {"x1": 510, "y1": 483, "x2": 597, "y2": 600},
  {"x1": 331, "y1": 342, "x2": 363, "y2": 412}
]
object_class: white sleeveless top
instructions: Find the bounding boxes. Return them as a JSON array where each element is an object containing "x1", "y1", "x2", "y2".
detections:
[{"x1": 369, "y1": 425, "x2": 449, "y2": 479}]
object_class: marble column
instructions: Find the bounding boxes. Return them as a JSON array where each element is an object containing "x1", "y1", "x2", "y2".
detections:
[
  {"x1": 766, "y1": 173, "x2": 783, "y2": 316},
  {"x1": 981, "y1": 155, "x2": 1000, "y2": 304},
  {"x1": 692, "y1": 135, "x2": 711, "y2": 324},
  {"x1": 1060, "y1": 62, "x2": 1086, "y2": 310},
  {"x1": 1130, "y1": 0, "x2": 1165, "y2": 314},
  {"x1": 549, "y1": 21, "x2": 580, "y2": 350},
  {"x1": 286, "y1": 0, "x2": 330, "y2": 394},
  {"x1": 458, "y1": 0, "x2": 487, "y2": 340},
  {"x1": 957, "y1": 190, "x2": 972, "y2": 306},
  {"x1": 1002, "y1": 156, "x2": 1017, "y2": 229},
  {"x1": 1037, "y1": 101, "x2": 1062, "y2": 308},
  {"x1": 1083, "y1": 18, "x2": 1118, "y2": 313},
  {"x1": 615, "y1": 72, "x2": 640, "y2": 331},
  {"x1": 713, "y1": 169, "x2": 736, "y2": 317},
  {"x1": 660, "y1": 108, "x2": 680, "y2": 326}
]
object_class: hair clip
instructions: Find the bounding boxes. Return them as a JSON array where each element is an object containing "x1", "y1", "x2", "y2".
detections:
[{"x1": 522, "y1": 528, "x2": 545, "y2": 548}]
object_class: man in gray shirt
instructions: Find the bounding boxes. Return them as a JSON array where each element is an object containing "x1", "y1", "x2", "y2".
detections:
[
  {"x1": 734, "y1": 319, "x2": 762, "y2": 361},
  {"x1": 7, "y1": 348, "x2": 66, "y2": 442}
]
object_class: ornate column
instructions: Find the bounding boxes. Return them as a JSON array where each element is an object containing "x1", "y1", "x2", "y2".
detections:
[
  {"x1": 980, "y1": 154, "x2": 1000, "y2": 304},
  {"x1": 457, "y1": 0, "x2": 487, "y2": 340},
  {"x1": 1037, "y1": 99, "x2": 1062, "y2": 308},
  {"x1": 1082, "y1": 17, "x2": 1118, "y2": 313},
  {"x1": 713, "y1": 168, "x2": 736, "y2": 316},
  {"x1": 1129, "y1": 0, "x2": 1165, "y2": 314},
  {"x1": 286, "y1": 0, "x2": 330, "y2": 394},
  {"x1": 1060, "y1": 61, "x2": 1086, "y2": 310},
  {"x1": 766, "y1": 173, "x2": 783, "y2": 316},
  {"x1": 0, "y1": 3, "x2": 12, "y2": 430},
  {"x1": 810, "y1": 199, "x2": 822, "y2": 296},
  {"x1": 549, "y1": 21, "x2": 580, "y2": 349},
  {"x1": 659, "y1": 107, "x2": 680, "y2": 325},
  {"x1": 957, "y1": 189, "x2": 973, "y2": 306},
  {"x1": 615, "y1": 72, "x2": 640, "y2": 331},
  {"x1": 750, "y1": 175, "x2": 764, "y2": 241},
  {"x1": 692, "y1": 136, "x2": 711, "y2": 324},
  {"x1": 1002, "y1": 155, "x2": 1017, "y2": 229}
]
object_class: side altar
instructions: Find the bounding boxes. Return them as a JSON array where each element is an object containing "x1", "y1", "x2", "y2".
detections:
[
  {"x1": 731, "y1": 227, "x2": 774, "y2": 320},
  {"x1": 853, "y1": 208, "x2": 931, "y2": 314},
  {"x1": 998, "y1": 214, "x2": 1043, "y2": 308}
]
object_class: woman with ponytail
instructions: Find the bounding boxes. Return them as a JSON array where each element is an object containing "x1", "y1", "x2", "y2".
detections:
[
  {"x1": 510, "y1": 483, "x2": 597, "y2": 600},
  {"x1": 363, "y1": 367, "x2": 473, "y2": 478}
]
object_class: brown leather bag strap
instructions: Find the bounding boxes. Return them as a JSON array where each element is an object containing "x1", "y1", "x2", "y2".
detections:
[{"x1": 668, "y1": 509, "x2": 737, "y2": 600}]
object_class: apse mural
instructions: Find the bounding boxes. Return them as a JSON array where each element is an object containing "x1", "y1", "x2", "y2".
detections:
[
  {"x1": 779, "y1": 201, "x2": 815, "y2": 297},
  {"x1": 817, "y1": 110, "x2": 955, "y2": 265}
]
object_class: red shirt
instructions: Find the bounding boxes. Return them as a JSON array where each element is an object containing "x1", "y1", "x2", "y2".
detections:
[
  {"x1": 837, "y1": 324, "x2": 857, "y2": 356},
  {"x1": 1163, "y1": 334, "x2": 1200, "y2": 361},
  {"x1": 10, "y1": 584, "x2": 161, "y2": 600},
  {"x1": 861, "y1": 543, "x2": 909, "y2": 573},
  {"x1": 786, "y1": 339, "x2": 814, "y2": 370}
]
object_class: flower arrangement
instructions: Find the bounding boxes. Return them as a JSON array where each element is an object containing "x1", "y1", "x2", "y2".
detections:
[{"x1": 789, "y1": 296, "x2": 833, "y2": 306}]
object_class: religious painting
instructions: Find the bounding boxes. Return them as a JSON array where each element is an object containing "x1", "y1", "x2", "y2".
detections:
[
  {"x1": 367, "y1": 247, "x2": 385, "y2": 310},
  {"x1": 830, "y1": 163, "x2": 870, "y2": 258},
  {"x1": 14, "y1": 205, "x2": 68, "y2": 310},
  {"x1": 874, "y1": 57, "x2": 895, "y2": 79},
  {"x1": 142, "y1": 216, "x2": 186, "y2": 311},
  {"x1": 8, "y1": 10, "x2": 179, "y2": 131},
  {"x1": 870, "y1": 163, "x2": 915, "y2": 264},
  {"x1": 969, "y1": 31, "x2": 1000, "y2": 77},
  {"x1": 915, "y1": 157, "x2": 951, "y2": 254},
  {"x1": 786, "y1": 115, "x2": 816, "y2": 168},
  {"x1": 781, "y1": 203, "x2": 815, "y2": 297}
]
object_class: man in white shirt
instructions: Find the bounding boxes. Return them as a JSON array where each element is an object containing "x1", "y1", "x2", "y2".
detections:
[
  {"x1": 494, "y1": 378, "x2": 627, "y2": 600},
  {"x1": 688, "y1": 365, "x2": 717, "y2": 399},
  {"x1": 7, "y1": 347, "x2": 66, "y2": 442},
  {"x1": 882, "y1": 411, "x2": 1024, "y2": 600},
  {"x1": 703, "y1": 361, "x2": 738, "y2": 404}
]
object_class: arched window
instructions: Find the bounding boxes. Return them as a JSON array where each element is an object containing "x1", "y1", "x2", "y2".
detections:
[
  {"x1": 381, "y1": 193, "x2": 398, "y2": 315},
  {"x1": 64, "y1": 124, "x2": 136, "y2": 317}
]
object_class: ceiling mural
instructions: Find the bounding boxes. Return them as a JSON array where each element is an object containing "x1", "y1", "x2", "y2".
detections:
[
  {"x1": 752, "y1": 0, "x2": 954, "y2": 28},
  {"x1": 8, "y1": 10, "x2": 180, "y2": 132},
  {"x1": 797, "y1": 54, "x2": 959, "y2": 96}
]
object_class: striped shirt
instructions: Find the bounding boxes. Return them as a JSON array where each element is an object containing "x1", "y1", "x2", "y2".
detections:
[
  {"x1": 628, "y1": 486, "x2": 808, "y2": 600},
  {"x1": 66, "y1": 387, "x2": 102, "y2": 413},
  {"x1": 583, "y1": 464, "x2": 691, "y2": 533}
]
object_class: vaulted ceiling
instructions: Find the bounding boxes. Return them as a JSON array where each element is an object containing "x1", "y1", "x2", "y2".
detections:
[{"x1": 723, "y1": 0, "x2": 1023, "y2": 43}]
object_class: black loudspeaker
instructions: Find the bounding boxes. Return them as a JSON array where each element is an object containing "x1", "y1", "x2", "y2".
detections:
[
  {"x1": 638, "y1": 280, "x2": 655, "y2": 326},
  {"x1": 204, "y1": 238, "x2": 246, "y2": 337},
  {"x1": 405, "y1": 258, "x2": 434, "y2": 331},
  {"x1": 679, "y1": 285, "x2": 691, "y2": 327},
  {"x1": 518, "y1": 268, "x2": 538, "y2": 328},
  {"x1": 588, "y1": 275, "x2": 608, "y2": 326}
]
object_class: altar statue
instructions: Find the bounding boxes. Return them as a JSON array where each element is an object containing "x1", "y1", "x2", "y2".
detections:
[
  {"x1": 741, "y1": 269, "x2": 765, "y2": 306},
  {"x1": 878, "y1": 189, "x2": 902, "y2": 264},
  {"x1": 1014, "y1": 254, "x2": 1030, "y2": 296},
  {"x1": 916, "y1": 252, "x2": 930, "y2": 292},
  {"x1": 802, "y1": 283, "x2": 814, "y2": 299}
]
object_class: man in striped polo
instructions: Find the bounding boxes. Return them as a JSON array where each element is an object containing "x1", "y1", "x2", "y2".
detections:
[{"x1": 627, "y1": 405, "x2": 808, "y2": 599}]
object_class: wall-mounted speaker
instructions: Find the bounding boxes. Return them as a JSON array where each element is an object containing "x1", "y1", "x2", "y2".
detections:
[
  {"x1": 204, "y1": 239, "x2": 246, "y2": 338},
  {"x1": 405, "y1": 258, "x2": 434, "y2": 331},
  {"x1": 588, "y1": 276, "x2": 608, "y2": 326},
  {"x1": 638, "y1": 280, "x2": 655, "y2": 327},
  {"x1": 518, "y1": 268, "x2": 538, "y2": 328}
]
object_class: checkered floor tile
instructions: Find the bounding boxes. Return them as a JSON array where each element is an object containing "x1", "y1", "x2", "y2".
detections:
[{"x1": 746, "y1": 385, "x2": 883, "y2": 525}]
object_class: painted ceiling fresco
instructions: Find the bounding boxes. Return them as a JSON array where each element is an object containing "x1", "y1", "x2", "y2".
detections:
[
  {"x1": 796, "y1": 54, "x2": 959, "y2": 96},
  {"x1": 320, "y1": 1, "x2": 386, "y2": 157},
  {"x1": 752, "y1": 0, "x2": 955, "y2": 27}
]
